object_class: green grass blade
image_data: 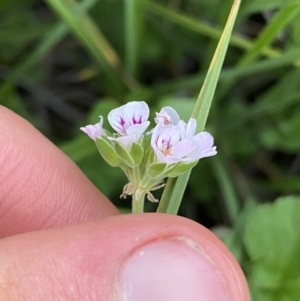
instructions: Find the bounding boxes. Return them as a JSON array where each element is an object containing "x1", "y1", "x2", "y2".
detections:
[
  {"x1": 157, "y1": 171, "x2": 191, "y2": 214},
  {"x1": 146, "y1": 1, "x2": 279, "y2": 59},
  {"x1": 211, "y1": 156, "x2": 239, "y2": 223},
  {"x1": 0, "y1": 0, "x2": 98, "y2": 96},
  {"x1": 157, "y1": 0, "x2": 241, "y2": 215},
  {"x1": 192, "y1": 0, "x2": 241, "y2": 129},
  {"x1": 125, "y1": 0, "x2": 145, "y2": 78},
  {"x1": 216, "y1": 4, "x2": 300, "y2": 108},
  {"x1": 223, "y1": 46, "x2": 300, "y2": 80},
  {"x1": 148, "y1": 45, "x2": 300, "y2": 98},
  {"x1": 239, "y1": 4, "x2": 300, "y2": 66},
  {"x1": 44, "y1": 0, "x2": 137, "y2": 92}
]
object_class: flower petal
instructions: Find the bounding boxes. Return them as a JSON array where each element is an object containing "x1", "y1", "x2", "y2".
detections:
[
  {"x1": 189, "y1": 132, "x2": 217, "y2": 159},
  {"x1": 126, "y1": 121, "x2": 150, "y2": 142},
  {"x1": 172, "y1": 138, "x2": 196, "y2": 158},
  {"x1": 178, "y1": 118, "x2": 197, "y2": 139},
  {"x1": 194, "y1": 132, "x2": 214, "y2": 151},
  {"x1": 108, "y1": 101, "x2": 149, "y2": 138},
  {"x1": 80, "y1": 116, "x2": 104, "y2": 141},
  {"x1": 124, "y1": 101, "x2": 149, "y2": 125},
  {"x1": 151, "y1": 125, "x2": 182, "y2": 163},
  {"x1": 178, "y1": 120, "x2": 187, "y2": 139},
  {"x1": 155, "y1": 106, "x2": 180, "y2": 126},
  {"x1": 186, "y1": 118, "x2": 197, "y2": 137},
  {"x1": 108, "y1": 135, "x2": 135, "y2": 148}
]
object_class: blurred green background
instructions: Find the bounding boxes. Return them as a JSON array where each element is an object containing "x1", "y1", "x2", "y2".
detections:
[{"x1": 1, "y1": 0, "x2": 300, "y2": 299}]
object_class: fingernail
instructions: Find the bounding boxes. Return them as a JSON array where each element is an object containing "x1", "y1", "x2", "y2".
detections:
[{"x1": 115, "y1": 237, "x2": 230, "y2": 301}]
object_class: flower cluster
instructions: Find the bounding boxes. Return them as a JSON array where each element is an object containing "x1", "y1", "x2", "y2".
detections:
[
  {"x1": 152, "y1": 106, "x2": 216, "y2": 163},
  {"x1": 81, "y1": 101, "x2": 216, "y2": 203}
]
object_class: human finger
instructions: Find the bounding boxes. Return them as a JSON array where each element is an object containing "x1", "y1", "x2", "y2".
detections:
[
  {"x1": 0, "y1": 213, "x2": 249, "y2": 301},
  {"x1": 0, "y1": 106, "x2": 119, "y2": 238}
]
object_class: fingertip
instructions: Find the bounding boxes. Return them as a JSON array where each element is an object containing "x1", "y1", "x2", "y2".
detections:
[{"x1": 112, "y1": 214, "x2": 250, "y2": 301}]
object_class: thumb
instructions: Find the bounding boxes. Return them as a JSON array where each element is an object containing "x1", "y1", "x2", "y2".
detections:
[{"x1": 0, "y1": 213, "x2": 249, "y2": 301}]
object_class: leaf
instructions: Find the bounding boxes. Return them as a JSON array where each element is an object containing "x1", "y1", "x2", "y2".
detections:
[{"x1": 244, "y1": 196, "x2": 300, "y2": 294}]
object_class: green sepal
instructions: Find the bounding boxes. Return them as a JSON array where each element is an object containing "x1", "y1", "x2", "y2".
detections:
[
  {"x1": 129, "y1": 142, "x2": 144, "y2": 166},
  {"x1": 139, "y1": 136, "x2": 154, "y2": 178},
  {"x1": 95, "y1": 137, "x2": 122, "y2": 167},
  {"x1": 166, "y1": 160, "x2": 199, "y2": 178},
  {"x1": 115, "y1": 142, "x2": 143, "y2": 167},
  {"x1": 115, "y1": 142, "x2": 134, "y2": 167},
  {"x1": 147, "y1": 162, "x2": 173, "y2": 177},
  {"x1": 147, "y1": 162, "x2": 168, "y2": 178}
]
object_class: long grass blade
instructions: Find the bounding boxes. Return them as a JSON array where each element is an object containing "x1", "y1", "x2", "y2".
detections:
[
  {"x1": 45, "y1": 0, "x2": 138, "y2": 92},
  {"x1": 239, "y1": 4, "x2": 300, "y2": 66},
  {"x1": 146, "y1": 1, "x2": 279, "y2": 59},
  {"x1": 0, "y1": 0, "x2": 98, "y2": 96},
  {"x1": 148, "y1": 45, "x2": 300, "y2": 98},
  {"x1": 157, "y1": 0, "x2": 241, "y2": 214},
  {"x1": 125, "y1": 0, "x2": 145, "y2": 78}
]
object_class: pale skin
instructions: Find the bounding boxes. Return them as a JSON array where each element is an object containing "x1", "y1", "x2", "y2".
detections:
[{"x1": 0, "y1": 106, "x2": 250, "y2": 301}]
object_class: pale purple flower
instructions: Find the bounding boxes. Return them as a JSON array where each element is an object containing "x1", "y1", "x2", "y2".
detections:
[
  {"x1": 108, "y1": 101, "x2": 150, "y2": 147},
  {"x1": 151, "y1": 125, "x2": 197, "y2": 163},
  {"x1": 178, "y1": 118, "x2": 197, "y2": 139},
  {"x1": 151, "y1": 118, "x2": 217, "y2": 163},
  {"x1": 191, "y1": 131, "x2": 217, "y2": 159},
  {"x1": 80, "y1": 116, "x2": 105, "y2": 141},
  {"x1": 155, "y1": 106, "x2": 180, "y2": 126},
  {"x1": 179, "y1": 118, "x2": 217, "y2": 159}
]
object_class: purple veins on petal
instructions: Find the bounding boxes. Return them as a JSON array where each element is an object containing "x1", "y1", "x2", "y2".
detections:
[
  {"x1": 132, "y1": 115, "x2": 142, "y2": 124},
  {"x1": 107, "y1": 101, "x2": 150, "y2": 146},
  {"x1": 151, "y1": 117, "x2": 217, "y2": 163}
]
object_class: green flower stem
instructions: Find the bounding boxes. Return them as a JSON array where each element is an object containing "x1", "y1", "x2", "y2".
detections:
[
  {"x1": 139, "y1": 177, "x2": 159, "y2": 190},
  {"x1": 131, "y1": 166, "x2": 144, "y2": 213},
  {"x1": 132, "y1": 166, "x2": 141, "y2": 185},
  {"x1": 132, "y1": 189, "x2": 145, "y2": 213}
]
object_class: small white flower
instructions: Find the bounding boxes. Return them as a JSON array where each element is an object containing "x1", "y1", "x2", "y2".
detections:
[
  {"x1": 151, "y1": 117, "x2": 217, "y2": 163},
  {"x1": 108, "y1": 101, "x2": 150, "y2": 147},
  {"x1": 80, "y1": 116, "x2": 105, "y2": 141},
  {"x1": 155, "y1": 106, "x2": 180, "y2": 126},
  {"x1": 179, "y1": 118, "x2": 217, "y2": 159},
  {"x1": 151, "y1": 124, "x2": 196, "y2": 163}
]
